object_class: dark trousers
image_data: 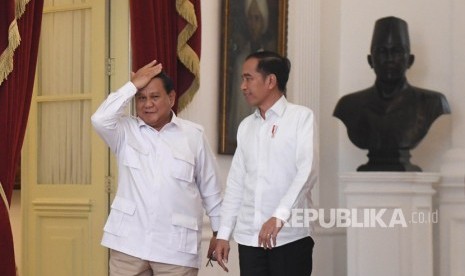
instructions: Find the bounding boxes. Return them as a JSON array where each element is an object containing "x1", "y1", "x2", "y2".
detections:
[{"x1": 238, "y1": 236, "x2": 314, "y2": 276}]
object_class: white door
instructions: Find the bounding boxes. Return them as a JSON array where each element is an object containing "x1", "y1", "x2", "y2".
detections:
[{"x1": 21, "y1": 0, "x2": 109, "y2": 275}]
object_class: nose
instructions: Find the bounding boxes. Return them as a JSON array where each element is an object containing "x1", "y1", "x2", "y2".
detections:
[
  {"x1": 144, "y1": 99, "x2": 154, "y2": 108},
  {"x1": 240, "y1": 79, "x2": 247, "y2": 91},
  {"x1": 386, "y1": 50, "x2": 396, "y2": 61}
]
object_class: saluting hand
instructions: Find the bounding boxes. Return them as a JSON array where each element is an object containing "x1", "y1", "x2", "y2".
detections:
[{"x1": 131, "y1": 60, "x2": 163, "y2": 90}]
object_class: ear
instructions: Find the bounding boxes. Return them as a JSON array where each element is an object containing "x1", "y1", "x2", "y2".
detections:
[
  {"x1": 267, "y1": 74, "x2": 277, "y2": 89},
  {"x1": 367, "y1": 55, "x2": 374, "y2": 68},
  {"x1": 407, "y1": 54, "x2": 415, "y2": 69},
  {"x1": 168, "y1": 90, "x2": 176, "y2": 108}
]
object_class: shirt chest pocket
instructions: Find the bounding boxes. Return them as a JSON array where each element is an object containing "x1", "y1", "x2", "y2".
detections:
[
  {"x1": 269, "y1": 127, "x2": 296, "y2": 161},
  {"x1": 169, "y1": 150, "x2": 195, "y2": 183},
  {"x1": 121, "y1": 144, "x2": 149, "y2": 187},
  {"x1": 122, "y1": 142, "x2": 147, "y2": 169}
]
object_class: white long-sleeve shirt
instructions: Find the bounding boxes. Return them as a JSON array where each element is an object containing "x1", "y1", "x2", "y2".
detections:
[
  {"x1": 91, "y1": 82, "x2": 222, "y2": 268},
  {"x1": 217, "y1": 95, "x2": 318, "y2": 247}
]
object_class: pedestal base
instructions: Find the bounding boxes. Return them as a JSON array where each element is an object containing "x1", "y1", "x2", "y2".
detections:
[
  {"x1": 342, "y1": 172, "x2": 439, "y2": 276},
  {"x1": 358, "y1": 150, "x2": 421, "y2": 172}
]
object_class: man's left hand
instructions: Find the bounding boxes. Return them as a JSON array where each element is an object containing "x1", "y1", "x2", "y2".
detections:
[
  {"x1": 258, "y1": 217, "x2": 284, "y2": 249},
  {"x1": 207, "y1": 235, "x2": 217, "y2": 260}
]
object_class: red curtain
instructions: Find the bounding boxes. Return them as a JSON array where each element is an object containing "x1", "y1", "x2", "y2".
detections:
[
  {"x1": 0, "y1": 0, "x2": 18, "y2": 86},
  {"x1": 0, "y1": 0, "x2": 44, "y2": 275},
  {"x1": 130, "y1": 0, "x2": 201, "y2": 113}
]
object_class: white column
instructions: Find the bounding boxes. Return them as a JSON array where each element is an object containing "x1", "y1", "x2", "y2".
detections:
[
  {"x1": 287, "y1": 0, "x2": 321, "y2": 207},
  {"x1": 436, "y1": 178, "x2": 465, "y2": 276},
  {"x1": 438, "y1": 1, "x2": 465, "y2": 275},
  {"x1": 342, "y1": 172, "x2": 438, "y2": 276}
]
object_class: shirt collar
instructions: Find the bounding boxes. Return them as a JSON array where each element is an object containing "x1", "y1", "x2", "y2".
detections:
[
  {"x1": 253, "y1": 95, "x2": 287, "y2": 119},
  {"x1": 137, "y1": 111, "x2": 181, "y2": 130}
]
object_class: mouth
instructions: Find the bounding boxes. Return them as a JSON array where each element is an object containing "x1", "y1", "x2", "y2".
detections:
[
  {"x1": 243, "y1": 93, "x2": 253, "y2": 101},
  {"x1": 382, "y1": 63, "x2": 400, "y2": 71}
]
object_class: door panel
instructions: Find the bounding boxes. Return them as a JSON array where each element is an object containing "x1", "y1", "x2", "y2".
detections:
[{"x1": 22, "y1": 0, "x2": 108, "y2": 275}]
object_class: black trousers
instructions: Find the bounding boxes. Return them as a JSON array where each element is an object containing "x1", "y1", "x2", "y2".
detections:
[{"x1": 238, "y1": 236, "x2": 314, "y2": 276}]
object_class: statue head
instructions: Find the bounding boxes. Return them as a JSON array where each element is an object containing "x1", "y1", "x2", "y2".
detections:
[{"x1": 368, "y1": 16, "x2": 415, "y2": 84}]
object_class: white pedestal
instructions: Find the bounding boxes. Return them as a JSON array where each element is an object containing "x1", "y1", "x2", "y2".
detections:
[{"x1": 342, "y1": 172, "x2": 439, "y2": 276}]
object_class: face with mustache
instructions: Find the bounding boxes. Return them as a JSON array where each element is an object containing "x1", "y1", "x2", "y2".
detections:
[{"x1": 135, "y1": 77, "x2": 175, "y2": 130}]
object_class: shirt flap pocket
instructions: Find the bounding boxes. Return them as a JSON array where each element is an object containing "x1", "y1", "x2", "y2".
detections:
[
  {"x1": 127, "y1": 139, "x2": 149, "y2": 155},
  {"x1": 122, "y1": 145, "x2": 143, "y2": 169},
  {"x1": 170, "y1": 150, "x2": 195, "y2": 182},
  {"x1": 171, "y1": 149, "x2": 195, "y2": 165},
  {"x1": 171, "y1": 213, "x2": 198, "y2": 231},
  {"x1": 126, "y1": 131, "x2": 149, "y2": 155},
  {"x1": 122, "y1": 156, "x2": 141, "y2": 169},
  {"x1": 111, "y1": 196, "x2": 136, "y2": 215}
]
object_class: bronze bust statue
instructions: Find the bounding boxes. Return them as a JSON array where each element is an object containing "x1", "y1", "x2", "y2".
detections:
[{"x1": 333, "y1": 16, "x2": 451, "y2": 171}]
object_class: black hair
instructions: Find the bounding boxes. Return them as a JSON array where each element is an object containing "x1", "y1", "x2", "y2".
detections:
[
  {"x1": 245, "y1": 51, "x2": 291, "y2": 92},
  {"x1": 154, "y1": 71, "x2": 175, "y2": 94}
]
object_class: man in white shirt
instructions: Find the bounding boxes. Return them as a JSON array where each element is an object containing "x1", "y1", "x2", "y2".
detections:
[
  {"x1": 215, "y1": 51, "x2": 318, "y2": 275},
  {"x1": 91, "y1": 60, "x2": 222, "y2": 276}
]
